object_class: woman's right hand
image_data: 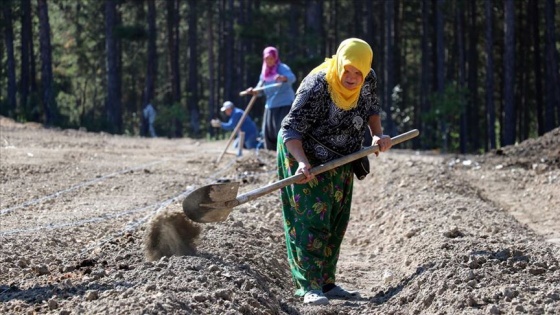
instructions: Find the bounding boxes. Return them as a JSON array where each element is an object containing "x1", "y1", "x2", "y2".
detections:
[
  {"x1": 285, "y1": 139, "x2": 313, "y2": 184},
  {"x1": 295, "y1": 161, "x2": 314, "y2": 184}
]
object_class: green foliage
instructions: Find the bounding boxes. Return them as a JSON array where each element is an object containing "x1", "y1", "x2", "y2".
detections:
[
  {"x1": 423, "y1": 84, "x2": 469, "y2": 152},
  {"x1": 16, "y1": 92, "x2": 41, "y2": 123},
  {"x1": 156, "y1": 102, "x2": 186, "y2": 137},
  {"x1": 122, "y1": 110, "x2": 141, "y2": 136},
  {"x1": 426, "y1": 84, "x2": 468, "y2": 122},
  {"x1": 389, "y1": 85, "x2": 415, "y2": 133},
  {"x1": 56, "y1": 91, "x2": 80, "y2": 127}
]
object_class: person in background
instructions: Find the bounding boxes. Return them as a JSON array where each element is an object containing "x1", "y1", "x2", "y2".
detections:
[
  {"x1": 143, "y1": 102, "x2": 157, "y2": 138},
  {"x1": 244, "y1": 46, "x2": 296, "y2": 151},
  {"x1": 277, "y1": 38, "x2": 393, "y2": 305},
  {"x1": 211, "y1": 101, "x2": 259, "y2": 149}
]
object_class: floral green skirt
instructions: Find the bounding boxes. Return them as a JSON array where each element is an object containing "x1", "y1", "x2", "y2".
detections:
[{"x1": 277, "y1": 138, "x2": 354, "y2": 296}]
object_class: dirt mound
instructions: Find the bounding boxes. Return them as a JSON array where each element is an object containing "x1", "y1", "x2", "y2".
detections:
[
  {"x1": 1, "y1": 119, "x2": 558, "y2": 314},
  {"x1": 0, "y1": 116, "x2": 45, "y2": 130},
  {"x1": 484, "y1": 128, "x2": 560, "y2": 170}
]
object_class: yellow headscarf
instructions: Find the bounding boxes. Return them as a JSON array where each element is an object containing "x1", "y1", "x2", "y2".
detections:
[{"x1": 311, "y1": 38, "x2": 373, "y2": 110}]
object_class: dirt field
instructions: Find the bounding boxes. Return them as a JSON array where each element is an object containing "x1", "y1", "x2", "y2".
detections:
[{"x1": 1, "y1": 116, "x2": 559, "y2": 314}]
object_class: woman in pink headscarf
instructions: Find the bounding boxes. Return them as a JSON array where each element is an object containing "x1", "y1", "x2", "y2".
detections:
[{"x1": 244, "y1": 46, "x2": 296, "y2": 151}]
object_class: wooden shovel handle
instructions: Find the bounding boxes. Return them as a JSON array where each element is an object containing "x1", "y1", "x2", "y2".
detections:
[
  {"x1": 226, "y1": 129, "x2": 420, "y2": 207},
  {"x1": 239, "y1": 83, "x2": 282, "y2": 96}
]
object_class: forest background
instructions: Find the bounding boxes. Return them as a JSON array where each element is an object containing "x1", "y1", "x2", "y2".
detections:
[{"x1": 1, "y1": 0, "x2": 559, "y2": 154}]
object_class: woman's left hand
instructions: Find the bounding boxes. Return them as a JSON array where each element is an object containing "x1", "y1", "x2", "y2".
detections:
[{"x1": 275, "y1": 75, "x2": 287, "y2": 82}]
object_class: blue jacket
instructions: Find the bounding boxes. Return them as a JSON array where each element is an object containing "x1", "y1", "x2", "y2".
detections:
[
  {"x1": 220, "y1": 107, "x2": 258, "y2": 138},
  {"x1": 257, "y1": 63, "x2": 296, "y2": 109}
]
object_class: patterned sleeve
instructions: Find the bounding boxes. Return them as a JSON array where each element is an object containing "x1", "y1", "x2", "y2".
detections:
[
  {"x1": 363, "y1": 69, "x2": 380, "y2": 117},
  {"x1": 280, "y1": 72, "x2": 327, "y2": 143}
]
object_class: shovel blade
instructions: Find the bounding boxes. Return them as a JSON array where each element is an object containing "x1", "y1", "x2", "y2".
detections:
[{"x1": 182, "y1": 182, "x2": 240, "y2": 223}]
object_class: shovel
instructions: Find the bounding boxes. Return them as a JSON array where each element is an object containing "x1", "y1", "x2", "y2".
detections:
[{"x1": 184, "y1": 129, "x2": 419, "y2": 223}]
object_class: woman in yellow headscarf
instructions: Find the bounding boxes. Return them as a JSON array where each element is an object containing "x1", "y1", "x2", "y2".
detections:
[{"x1": 277, "y1": 38, "x2": 393, "y2": 305}]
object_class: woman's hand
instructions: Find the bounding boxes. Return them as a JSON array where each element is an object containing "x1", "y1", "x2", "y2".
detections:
[
  {"x1": 285, "y1": 139, "x2": 313, "y2": 184},
  {"x1": 275, "y1": 75, "x2": 287, "y2": 83},
  {"x1": 245, "y1": 87, "x2": 258, "y2": 95},
  {"x1": 295, "y1": 161, "x2": 314, "y2": 184},
  {"x1": 373, "y1": 135, "x2": 392, "y2": 155}
]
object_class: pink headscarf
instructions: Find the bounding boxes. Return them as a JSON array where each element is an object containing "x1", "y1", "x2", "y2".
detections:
[{"x1": 261, "y1": 46, "x2": 280, "y2": 82}]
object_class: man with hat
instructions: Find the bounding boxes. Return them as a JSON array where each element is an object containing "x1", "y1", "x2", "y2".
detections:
[{"x1": 211, "y1": 101, "x2": 259, "y2": 149}]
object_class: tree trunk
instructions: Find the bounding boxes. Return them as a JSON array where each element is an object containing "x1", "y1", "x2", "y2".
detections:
[
  {"x1": 243, "y1": 1, "x2": 255, "y2": 92},
  {"x1": 187, "y1": 0, "x2": 201, "y2": 137},
  {"x1": 20, "y1": 0, "x2": 33, "y2": 117},
  {"x1": 208, "y1": 5, "x2": 217, "y2": 138},
  {"x1": 104, "y1": 0, "x2": 122, "y2": 133},
  {"x1": 544, "y1": 0, "x2": 560, "y2": 131},
  {"x1": 384, "y1": 0, "x2": 396, "y2": 136},
  {"x1": 305, "y1": 0, "x2": 324, "y2": 60},
  {"x1": 142, "y1": 0, "x2": 157, "y2": 137},
  {"x1": 217, "y1": 0, "x2": 224, "y2": 108},
  {"x1": 529, "y1": 0, "x2": 544, "y2": 135},
  {"x1": 517, "y1": 3, "x2": 529, "y2": 141},
  {"x1": 503, "y1": 0, "x2": 516, "y2": 146},
  {"x1": 435, "y1": 0, "x2": 446, "y2": 152},
  {"x1": 288, "y1": 2, "x2": 301, "y2": 64},
  {"x1": 37, "y1": 0, "x2": 57, "y2": 126},
  {"x1": 457, "y1": 0, "x2": 467, "y2": 154},
  {"x1": 223, "y1": 0, "x2": 234, "y2": 102},
  {"x1": 166, "y1": 0, "x2": 182, "y2": 137},
  {"x1": 364, "y1": 0, "x2": 375, "y2": 57},
  {"x1": 467, "y1": 0, "x2": 479, "y2": 151},
  {"x1": 333, "y1": 0, "x2": 339, "y2": 51},
  {"x1": 485, "y1": 0, "x2": 496, "y2": 150},
  {"x1": 419, "y1": 0, "x2": 432, "y2": 149},
  {"x1": 353, "y1": 0, "x2": 362, "y2": 38},
  {"x1": 2, "y1": 0, "x2": 17, "y2": 117},
  {"x1": 237, "y1": 0, "x2": 246, "y2": 89},
  {"x1": 29, "y1": 0, "x2": 38, "y2": 119},
  {"x1": 145, "y1": 0, "x2": 157, "y2": 107},
  {"x1": 394, "y1": 0, "x2": 402, "y2": 91}
]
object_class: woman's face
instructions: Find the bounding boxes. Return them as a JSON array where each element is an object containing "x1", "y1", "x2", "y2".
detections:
[
  {"x1": 341, "y1": 65, "x2": 363, "y2": 90},
  {"x1": 264, "y1": 55, "x2": 276, "y2": 67}
]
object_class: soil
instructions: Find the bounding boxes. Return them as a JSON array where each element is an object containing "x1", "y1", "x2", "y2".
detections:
[{"x1": 1, "y1": 116, "x2": 559, "y2": 315}]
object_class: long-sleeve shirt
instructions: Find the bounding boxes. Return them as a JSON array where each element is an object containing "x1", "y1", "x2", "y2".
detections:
[
  {"x1": 220, "y1": 107, "x2": 258, "y2": 138},
  {"x1": 280, "y1": 69, "x2": 380, "y2": 164},
  {"x1": 257, "y1": 63, "x2": 296, "y2": 109}
]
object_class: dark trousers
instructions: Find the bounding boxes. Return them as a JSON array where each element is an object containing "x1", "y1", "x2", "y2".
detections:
[{"x1": 263, "y1": 105, "x2": 291, "y2": 151}]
